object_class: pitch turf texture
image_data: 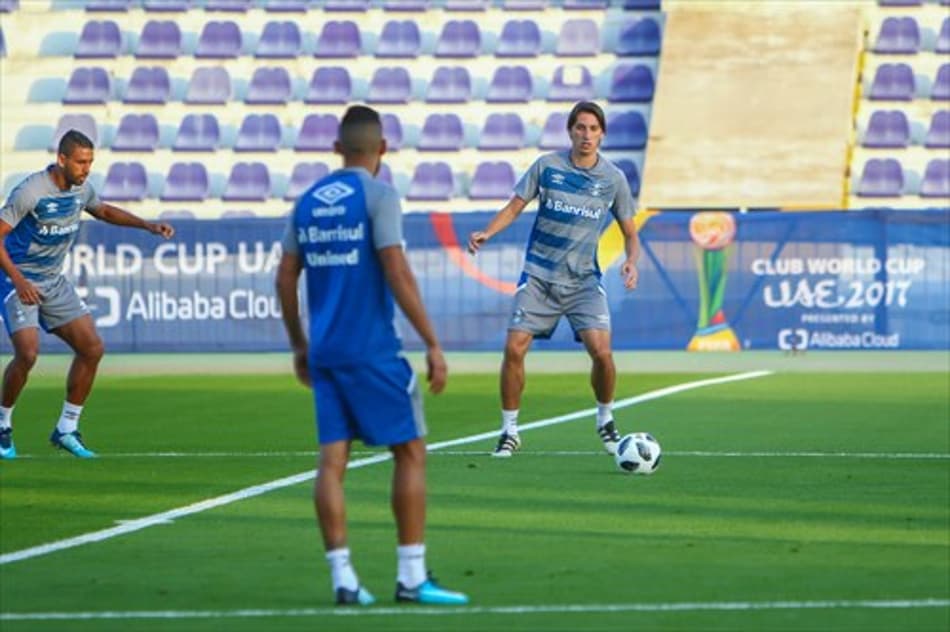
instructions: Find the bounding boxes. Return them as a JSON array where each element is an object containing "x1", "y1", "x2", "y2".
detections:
[{"x1": 0, "y1": 369, "x2": 947, "y2": 632}]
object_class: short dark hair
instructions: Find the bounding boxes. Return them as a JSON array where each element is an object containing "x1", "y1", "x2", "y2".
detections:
[
  {"x1": 567, "y1": 101, "x2": 607, "y2": 133},
  {"x1": 338, "y1": 105, "x2": 383, "y2": 155},
  {"x1": 58, "y1": 129, "x2": 95, "y2": 157}
]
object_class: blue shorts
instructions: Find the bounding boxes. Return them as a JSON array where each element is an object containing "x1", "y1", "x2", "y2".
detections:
[{"x1": 311, "y1": 356, "x2": 426, "y2": 447}]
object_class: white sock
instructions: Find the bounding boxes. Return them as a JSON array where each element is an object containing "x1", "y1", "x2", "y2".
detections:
[
  {"x1": 56, "y1": 402, "x2": 83, "y2": 434},
  {"x1": 596, "y1": 401, "x2": 613, "y2": 428},
  {"x1": 326, "y1": 547, "x2": 359, "y2": 592},
  {"x1": 501, "y1": 409, "x2": 519, "y2": 435},
  {"x1": 0, "y1": 406, "x2": 13, "y2": 430},
  {"x1": 397, "y1": 543, "x2": 427, "y2": 588}
]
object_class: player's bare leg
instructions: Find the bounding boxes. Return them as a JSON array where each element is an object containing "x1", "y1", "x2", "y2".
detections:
[
  {"x1": 0, "y1": 328, "x2": 39, "y2": 459},
  {"x1": 580, "y1": 328, "x2": 621, "y2": 455},
  {"x1": 391, "y1": 438, "x2": 426, "y2": 544},
  {"x1": 53, "y1": 315, "x2": 104, "y2": 406},
  {"x1": 493, "y1": 330, "x2": 533, "y2": 456}
]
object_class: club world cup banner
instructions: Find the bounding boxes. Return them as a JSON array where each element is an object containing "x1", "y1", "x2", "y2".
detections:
[{"x1": 2, "y1": 210, "x2": 947, "y2": 353}]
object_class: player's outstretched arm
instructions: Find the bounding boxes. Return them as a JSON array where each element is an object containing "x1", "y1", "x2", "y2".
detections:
[
  {"x1": 87, "y1": 203, "x2": 174, "y2": 239},
  {"x1": 618, "y1": 216, "x2": 641, "y2": 290},
  {"x1": 275, "y1": 252, "x2": 310, "y2": 387},
  {"x1": 467, "y1": 196, "x2": 529, "y2": 255}
]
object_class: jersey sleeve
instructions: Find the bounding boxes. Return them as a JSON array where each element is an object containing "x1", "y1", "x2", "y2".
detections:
[
  {"x1": 368, "y1": 185, "x2": 403, "y2": 250},
  {"x1": 610, "y1": 169, "x2": 636, "y2": 222},
  {"x1": 83, "y1": 183, "x2": 102, "y2": 213},
  {"x1": 513, "y1": 157, "x2": 543, "y2": 202},
  {"x1": 0, "y1": 179, "x2": 39, "y2": 229},
  {"x1": 280, "y1": 212, "x2": 299, "y2": 256}
]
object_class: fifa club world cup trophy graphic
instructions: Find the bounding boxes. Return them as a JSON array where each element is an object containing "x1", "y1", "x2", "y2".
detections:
[{"x1": 687, "y1": 211, "x2": 741, "y2": 351}]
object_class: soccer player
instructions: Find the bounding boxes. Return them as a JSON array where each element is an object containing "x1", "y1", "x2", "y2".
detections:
[
  {"x1": 0, "y1": 130, "x2": 174, "y2": 460},
  {"x1": 275, "y1": 105, "x2": 468, "y2": 607},
  {"x1": 467, "y1": 101, "x2": 640, "y2": 458}
]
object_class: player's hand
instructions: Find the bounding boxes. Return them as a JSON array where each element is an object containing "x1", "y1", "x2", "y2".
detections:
[
  {"x1": 467, "y1": 231, "x2": 488, "y2": 255},
  {"x1": 426, "y1": 346, "x2": 447, "y2": 394},
  {"x1": 14, "y1": 279, "x2": 42, "y2": 305},
  {"x1": 293, "y1": 348, "x2": 311, "y2": 388},
  {"x1": 148, "y1": 222, "x2": 175, "y2": 239},
  {"x1": 621, "y1": 259, "x2": 639, "y2": 290}
]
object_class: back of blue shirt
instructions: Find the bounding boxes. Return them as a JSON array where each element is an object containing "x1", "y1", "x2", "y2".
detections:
[{"x1": 282, "y1": 167, "x2": 404, "y2": 368}]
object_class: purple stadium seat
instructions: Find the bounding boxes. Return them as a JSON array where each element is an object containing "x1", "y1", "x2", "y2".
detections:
[
  {"x1": 556, "y1": 19, "x2": 599, "y2": 57},
  {"x1": 479, "y1": 113, "x2": 525, "y2": 150},
  {"x1": 0, "y1": 0, "x2": 17, "y2": 9},
  {"x1": 878, "y1": 0, "x2": 920, "y2": 6},
  {"x1": 924, "y1": 110, "x2": 950, "y2": 149},
  {"x1": 616, "y1": 18, "x2": 661, "y2": 57},
  {"x1": 64, "y1": 67, "x2": 111, "y2": 104},
  {"x1": 383, "y1": 0, "x2": 428, "y2": 9},
  {"x1": 205, "y1": 0, "x2": 253, "y2": 10},
  {"x1": 407, "y1": 162, "x2": 454, "y2": 200},
  {"x1": 873, "y1": 17, "x2": 920, "y2": 54},
  {"x1": 162, "y1": 162, "x2": 209, "y2": 201},
  {"x1": 234, "y1": 114, "x2": 282, "y2": 151},
  {"x1": 256, "y1": 21, "x2": 301, "y2": 58},
  {"x1": 382, "y1": 113, "x2": 403, "y2": 150},
  {"x1": 377, "y1": 162, "x2": 393, "y2": 185},
  {"x1": 426, "y1": 66, "x2": 471, "y2": 103},
  {"x1": 195, "y1": 21, "x2": 242, "y2": 58},
  {"x1": 0, "y1": 26, "x2": 4, "y2": 58},
  {"x1": 869, "y1": 63, "x2": 915, "y2": 100},
  {"x1": 285, "y1": 162, "x2": 330, "y2": 200},
  {"x1": 124, "y1": 66, "x2": 170, "y2": 104},
  {"x1": 862, "y1": 110, "x2": 910, "y2": 148},
  {"x1": 501, "y1": 0, "x2": 546, "y2": 8},
  {"x1": 305, "y1": 67, "x2": 351, "y2": 104},
  {"x1": 143, "y1": 0, "x2": 193, "y2": 10},
  {"x1": 315, "y1": 20, "x2": 361, "y2": 58},
  {"x1": 919, "y1": 159, "x2": 950, "y2": 198},
  {"x1": 418, "y1": 114, "x2": 464, "y2": 151},
  {"x1": 435, "y1": 20, "x2": 480, "y2": 57},
  {"x1": 52, "y1": 114, "x2": 99, "y2": 148},
  {"x1": 856, "y1": 158, "x2": 904, "y2": 197},
  {"x1": 623, "y1": 0, "x2": 660, "y2": 9},
  {"x1": 136, "y1": 20, "x2": 181, "y2": 59},
  {"x1": 220, "y1": 210, "x2": 256, "y2": 218},
  {"x1": 75, "y1": 20, "x2": 122, "y2": 58},
  {"x1": 376, "y1": 20, "x2": 421, "y2": 58},
  {"x1": 937, "y1": 17, "x2": 950, "y2": 55},
  {"x1": 932, "y1": 64, "x2": 950, "y2": 100},
  {"x1": 496, "y1": 20, "x2": 541, "y2": 57},
  {"x1": 366, "y1": 67, "x2": 412, "y2": 103},
  {"x1": 324, "y1": 0, "x2": 369, "y2": 9},
  {"x1": 223, "y1": 163, "x2": 271, "y2": 201},
  {"x1": 111, "y1": 113, "x2": 159, "y2": 151},
  {"x1": 102, "y1": 162, "x2": 148, "y2": 201},
  {"x1": 539, "y1": 112, "x2": 570, "y2": 149},
  {"x1": 445, "y1": 0, "x2": 489, "y2": 9},
  {"x1": 295, "y1": 114, "x2": 339, "y2": 151},
  {"x1": 265, "y1": 0, "x2": 310, "y2": 10},
  {"x1": 612, "y1": 159, "x2": 640, "y2": 196},
  {"x1": 85, "y1": 0, "x2": 130, "y2": 9},
  {"x1": 173, "y1": 114, "x2": 220, "y2": 151},
  {"x1": 469, "y1": 162, "x2": 515, "y2": 200},
  {"x1": 548, "y1": 65, "x2": 594, "y2": 101},
  {"x1": 245, "y1": 67, "x2": 292, "y2": 104},
  {"x1": 603, "y1": 111, "x2": 647, "y2": 150},
  {"x1": 158, "y1": 210, "x2": 196, "y2": 220},
  {"x1": 486, "y1": 65, "x2": 533, "y2": 102},
  {"x1": 609, "y1": 64, "x2": 655, "y2": 102},
  {"x1": 563, "y1": 0, "x2": 606, "y2": 8},
  {"x1": 185, "y1": 67, "x2": 231, "y2": 104}
]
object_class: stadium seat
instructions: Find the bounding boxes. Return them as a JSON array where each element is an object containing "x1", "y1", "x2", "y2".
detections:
[
  {"x1": 173, "y1": 114, "x2": 220, "y2": 151},
  {"x1": 0, "y1": 26, "x2": 4, "y2": 58},
  {"x1": 85, "y1": 0, "x2": 131, "y2": 9},
  {"x1": 407, "y1": 162, "x2": 454, "y2": 200},
  {"x1": 111, "y1": 113, "x2": 159, "y2": 151},
  {"x1": 325, "y1": 0, "x2": 370, "y2": 9},
  {"x1": 285, "y1": 162, "x2": 330, "y2": 200},
  {"x1": 603, "y1": 111, "x2": 647, "y2": 150},
  {"x1": 0, "y1": 0, "x2": 17, "y2": 9},
  {"x1": 435, "y1": 20, "x2": 480, "y2": 57},
  {"x1": 223, "y1": 163, "x2": 271, "y2": 201},
  {"x1": 862, "y1": 110, "x2": 910, "y2": 148},
  {"x1": 376, "y1": 20, "x2": 421, "y2": 58},
  {"x1": 469, "y1": 161, "x2": 515, "y2": 199},
  {"x1": 924, "y1": 110, "x2": 950, "y2": 148},
  {"x1": 869, "y1": 63, "x2": 916, "y2": 100},
  {"x1": 563, "y1": 0, "x2": 606, "y2": 8},
  {"x1": 445, "y1": 0, "x2": 489, "y2": 8},
  {"x1": 383, "y1": 0, "x2": 428, "y2": 9},
  {"x1": 256, "y1": 21, "x2": 301, "y2": 58},
  {"x1": 123, "y1": 66, "x2": 170, "y2": 104},
  {"x1": 245, "y1": 67, "x2": 293, "y2": 104},
  {"x1": 102, "y1": 162, "x2": 148, "y2": 201},
  {"x1": 315, "y1": 20, "x2": 361, "y2": 58},
  {"x1": 205, "y1": 0, "x2": 252, "y2": 10},
  {"x1": 556, "y1": 19, "x2": 599, "y2": 57},
  {"x1": 143, "y1": 0, "x2": 194, "y2": 10},
  {"x1": 75, "y1": 20, "x2": 122, "y2": 58},
  {"x1": 873, "y1": 17, "x2": 920, "y2": 54},
  {"x1": 265, "y1": 0, "x2": 310, "y2": 10},
  {"x1": 161, "y1": 162, "x2": 210, "y2": 201},
  {"x1": 158, "y1": 209, "x2": 196, "y2": 220},
  {"x1": 220, "y1": 210, "x2": 256, "y2": 218},
  {"x1": 486, "y1": 65, "x2": 533, "y2": 102},
  {"x1": 63, "y1": 67, "x2": 111, "y2": 104},
  {"x1": 612, "y1": 158, "x2": 641, "y2": 196},
  {"x1": 418, "y1": 114, "x2": 464, "y2": 151},
  {"x1": 185, "y1": 67, "x2": 231, "y2": 104},
  {"x1": 136, "y1": 20, "x2": 181, "y2": 59},
  {"x1": 548, "y1": 65, "x2": 594, "y2": 102},
  {"x1": 609, "y1": 64, "x2": 655, "y2": 102},
  {"x1": 234, "y1": 114, "x2": 282, "y2": 152},
  {"x1": 856, "y1": 158, "x2": 904, "y2": 197},
  {"x1": 539, "y1": 112, "x2": 570, "y2": 149},
  {"x1": 305, "y1": 67, "x2": 351, "y2": 104},
  {"x1": 52, "y1": 114, "x2": 99, "y2": 148},
  {"x1": 616, "y1": 18, "x2": 662, "y2": 57},
  {"x1": 195, "y1": 21, "x2": 242, "y2": 59},
  {"x1": 501, "y1": 0, "x2": 546, "y2": 8},
  {"x1": 295, "y1": 114, "x2": 338, "y2": 151},
  {"x1": 622, "y1": 0, "x2": 660, "y2": 9},
  {"x1": 877, "y1": 0, "x2": 920, "y2": 6},
  {"x1": 931, "y1": 64, "x2": 950, "y2": 100},
  {"x1": 937, "y1": 17, "x2": 950, "y2": 55},
  {"x1": 496, "y1": 20, "x2": 541, "y2": 58},
  {"x1": 479, "y1": 113, "x2": 525, "y2": 150},
  {"x1": 382, "y1": 113, "x2": 403, "y2": 150},
  {"x1": 919, "y1": 159, "x2": 950, "y2": 198},
  {"x1": 426, "y1": 66, "x2": 472, "y2": 103},
  {"x1": 366, "y1": 67, "x2": 412, "y2": 103}
]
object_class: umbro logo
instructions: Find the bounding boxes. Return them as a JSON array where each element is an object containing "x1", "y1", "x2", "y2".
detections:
[{"x1": 312, "y1": 182, "x2": 355, "y2": 205}]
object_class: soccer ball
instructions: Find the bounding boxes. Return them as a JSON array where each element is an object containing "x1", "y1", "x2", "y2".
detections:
[{"x1": 614, "y1": 432, "x2": 662, "y2": 474}]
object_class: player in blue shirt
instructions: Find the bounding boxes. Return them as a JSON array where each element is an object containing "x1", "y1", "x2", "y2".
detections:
[
  {"x1": 0, "y1": 130, "x2": 174, "y2": 460},
  {"x1": 468, "y1": 102, "x2": 641, "y2": 458},
  {"x1": 276, "y1": 106, "x2": 468, "y2": 607}
]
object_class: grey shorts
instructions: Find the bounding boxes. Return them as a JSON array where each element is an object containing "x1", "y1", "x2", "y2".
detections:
[
  {"x1": 1, "y1": 274, "x2": 90, "y2": 335},
  {"x1": 508, "y1": 274, "x2": 610, "y2": 341}
]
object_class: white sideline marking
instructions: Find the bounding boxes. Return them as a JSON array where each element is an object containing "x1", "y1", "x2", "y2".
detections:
[
  {"x1": 0, "y1": 371, "x2": 770, "y2": 566},
  {"x1": 2, "y1": 598, "x2": 947, "y2": 621}
]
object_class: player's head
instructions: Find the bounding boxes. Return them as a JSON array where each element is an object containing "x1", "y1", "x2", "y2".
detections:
[
  {"x1": 57, "y1": 130, "x2": 95, "y2": 187},
  {"x1": 335, "y1": 105, "x2": 387, "y2": 175},
  {"x1": 567, "y1": 101, "x2": 606, "y2": 159}
]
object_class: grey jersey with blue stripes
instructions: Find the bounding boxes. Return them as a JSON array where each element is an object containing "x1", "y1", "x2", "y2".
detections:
[
  {"x1": 0, "y1": 167, "x2": 101, "y2": 282},
  {"x1": 514, "y1": 151, "x2": 635, "y2": 285}
]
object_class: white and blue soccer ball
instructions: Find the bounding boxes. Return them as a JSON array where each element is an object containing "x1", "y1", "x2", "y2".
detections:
[{"x1": 614, "y1": 432, "x2": 662, "y2": 474}]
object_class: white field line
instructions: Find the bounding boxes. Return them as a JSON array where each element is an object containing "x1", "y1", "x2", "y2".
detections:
[
  {"x1": 2, "y1": 598, "x2": 948, "y2": 621},
  {"x1": 0, "y1": 371, "x2": 771, "y2": 566}
]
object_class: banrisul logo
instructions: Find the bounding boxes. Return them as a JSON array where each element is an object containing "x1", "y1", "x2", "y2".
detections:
[{"x1": 312, "y1": 181, "x2": 355, "y2": 205}]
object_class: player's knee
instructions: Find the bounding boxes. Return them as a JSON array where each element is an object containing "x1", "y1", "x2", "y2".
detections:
[
  {"x1": 14, "y1": 346, "x2": 39, "y2": 369},
  {"x1": 589, "y1": 346, "x2": 614, "y2": 368},
  {"x1": 80, "y1": 336, "x2": 105, "y2": 362}
]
